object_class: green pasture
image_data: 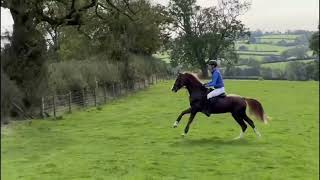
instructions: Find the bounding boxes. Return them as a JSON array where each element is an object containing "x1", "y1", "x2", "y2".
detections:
[
  {"x1": 1, "y1": 80, "x2": 319, "y2": 180},
  {"x1": 239, "y1": 54, "x2": 265, "y2": 61},
  {"x1": 255, "y1": 35, "x2": 301, "y2": 44},
  {"x1": 236, "y1": 43, "x2": 290, "y2": 54},
  {"x1": 261, "y1": 59, "x2": 316, "y2": 70},
  {"x1": 258, "y1": 34, "x2": 301, "y2": 39},
  {"x1": 153, "y1": 52, "x2": 171, "y2": 63}
]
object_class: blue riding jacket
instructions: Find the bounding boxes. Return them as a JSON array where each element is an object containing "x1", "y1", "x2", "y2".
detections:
[{"x1": 207, "y1": 68, "x2": 224, "y2": 88}]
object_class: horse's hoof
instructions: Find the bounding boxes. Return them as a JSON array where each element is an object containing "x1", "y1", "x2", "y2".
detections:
[
  {"x1": 181, "y1": 133, "x2": 186, "y2": 137},
  {"x1": 233, "y1": 136, "x2": 241, "y2": 140},
  {"x1": 173, "y1": 121, "x2": 179, "y2": 128}
]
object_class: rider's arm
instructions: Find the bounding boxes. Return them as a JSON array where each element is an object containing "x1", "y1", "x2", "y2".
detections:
[{"x1": 207, "y1": 71, "x2": 218, "y2": 87}]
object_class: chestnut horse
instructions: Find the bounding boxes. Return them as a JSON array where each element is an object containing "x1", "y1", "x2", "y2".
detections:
[{"x1": 171, "y1": 73, "x2": 267, "y2": 139}]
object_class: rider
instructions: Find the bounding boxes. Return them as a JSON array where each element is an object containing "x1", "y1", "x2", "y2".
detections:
[{"x1": 204, "y1": 60, "x2": 226, "y2": 102}]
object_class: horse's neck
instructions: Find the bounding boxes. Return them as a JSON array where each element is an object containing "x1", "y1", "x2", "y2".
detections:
[{"x1": 186, "y1": 85, "x2": 206, "y2": 96}]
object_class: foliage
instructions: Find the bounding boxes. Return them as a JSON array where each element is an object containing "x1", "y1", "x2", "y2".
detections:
[
  {"x1": 309, "y1": 30, "x2": 319, "y2": 56},
  {"x1": 1, "y1": 32, "x2": 48, "y2": 107},
  {"x1": 1, "y1": 70, "x2": 24, "y2": 124},
  {"x1": 280, "y1": 46, "x2": 308, "y2": 59},
  {"x1": 285, "y1": 61, "x2": 308, "y2": 81},
  {"x1": 1, "y1": 0, "x2": 172, "y2": 119},
  {"x1": 168, "y1": 0, "x2": 250, "y2": 77},
  {"x1": 238, "y1": 45, "x2": 248, "y2": 51},
  {"x1": 47, "y1": 55, "x2": 170, "y2": 94}
]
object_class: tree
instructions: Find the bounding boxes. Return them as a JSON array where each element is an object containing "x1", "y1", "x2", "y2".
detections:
[
  {"x1": 309, "y1": 29, "x2": 319, "y2": 56},
  {"x1": 280, "y1": 46, "x2": 308, "y2": 59},
  {"x1": 238, "y1": 45, "x2": 248, "y2": 51},
  {"x1": 168, "y1": 0, "x2": 250, "y2": 77},
  {"x1": 0, "y1": 0, "x2": 135, "y2": 108},
  {"x1": 285, "y1": 62, "x2": 307, "y2": 81}
]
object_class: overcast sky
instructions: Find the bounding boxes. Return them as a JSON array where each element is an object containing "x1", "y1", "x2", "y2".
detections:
[{"x1": 1, "y1": 0, "x2": 319, "y2": 34}]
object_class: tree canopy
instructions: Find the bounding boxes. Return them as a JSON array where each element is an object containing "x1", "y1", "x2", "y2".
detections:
[
  {"x1": 168, "y1": 0, "x2": 250, "y2": 77},
  {"x1": 1, "y1": 0, "x2": 171, "y2": 113}
]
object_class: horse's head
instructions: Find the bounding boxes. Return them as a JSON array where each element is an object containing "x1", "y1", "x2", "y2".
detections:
[{"x1": 171, "y1": 73, "x2": 186, "y2": 92}]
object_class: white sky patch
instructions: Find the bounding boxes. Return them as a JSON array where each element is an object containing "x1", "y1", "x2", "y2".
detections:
[
  {"x1": 1, "y1": 0, "x2": 319, "y2": 34},
  {"x1": 151, "y1": 0, "x2": 319, "y2": 32},
  {"x1": 1, "y1": 7, "x2": 13, "y2": 34}
]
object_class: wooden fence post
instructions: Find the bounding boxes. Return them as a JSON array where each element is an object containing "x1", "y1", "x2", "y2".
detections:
[
  {"x1": 123, "y1": 82, "x2": 125, "y2": 94},
  {"x1": 93, "y1": 88, "x2": 97, "y2": 107},
  {"x1": 103, "y1": 86, "x2": 107, "y2": 104},
  {"x1": 68, "y1": 91, "x2": 72, "y2": 113},
  {"x1": 41, "y1": 97, "x2": 45, "y2": 118},
  {"x1": 53, "y1": 95, "x2": 56, "y2": 119},
  {"x1": 127, "y1": 81, "x2": 129, "y2": 92},
  {"x1": 112, "y1": 83, "x2": 115, "y2": 97},
  {"x1": 82, "y1": 89, "x2": 86, "y2": 107}
]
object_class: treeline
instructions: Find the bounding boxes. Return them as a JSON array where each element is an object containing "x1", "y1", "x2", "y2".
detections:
[
  {"x1": 223, "y1": 60, "x2": 319, "y2": 81},
  {"x1": 1, "y1": 0, "x2": 173, "y2": 123}
]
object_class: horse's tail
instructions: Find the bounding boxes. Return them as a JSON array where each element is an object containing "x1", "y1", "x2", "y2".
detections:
[{"x1": 244, "y1": 98, "x2": 268, "y2": 124}]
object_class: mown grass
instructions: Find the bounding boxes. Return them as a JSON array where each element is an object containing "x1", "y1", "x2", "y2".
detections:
[{"x1": 1, "y1": 80, "x2": 319, "y2": 180}]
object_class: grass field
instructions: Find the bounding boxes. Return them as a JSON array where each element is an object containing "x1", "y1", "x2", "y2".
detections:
[
  {"x1": 236, "y1": 43, "x2": 291, "y2": 54},
  {"x1": 1, "y1": 80, "x2": 319, "y2": 180},
  {"x1": 261, "y1": 59, "x2": 316, "y2": 70},
  {"x1": 152, "y1": 52, "x2": 171, "y2": 63},
  {"x1": 239, "y1": 54, "x2": 265, "y2": 61},
  {"x1": 258, "y1": 34, "x2": 301, "y2": 39},
  {"x1": 255, "y1": 35, "x2": 301, "y2": 44}
]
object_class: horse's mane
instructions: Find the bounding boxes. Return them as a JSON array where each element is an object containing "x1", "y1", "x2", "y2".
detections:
[{"x1": 182, "y1": 72, "x2": 203, "y2": 87}]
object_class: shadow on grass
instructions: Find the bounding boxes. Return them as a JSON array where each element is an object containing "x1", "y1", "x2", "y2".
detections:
[{"x1": 170, "y1": 136, "x2": 264, "y2": 147}]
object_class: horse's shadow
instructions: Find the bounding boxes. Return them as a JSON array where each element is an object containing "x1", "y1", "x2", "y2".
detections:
[{"x1": 170, "y1": 136, "x2": 262, "y2": 147}]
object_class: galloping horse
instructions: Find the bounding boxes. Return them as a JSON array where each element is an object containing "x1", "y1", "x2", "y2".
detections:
[{"x1": 171, "y1": 72, "x2": 267, "y2": 139}]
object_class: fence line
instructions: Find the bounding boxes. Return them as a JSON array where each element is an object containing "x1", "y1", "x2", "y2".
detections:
[{"x1": 41, "y1": 75, "x2": 171, "y2": 119}]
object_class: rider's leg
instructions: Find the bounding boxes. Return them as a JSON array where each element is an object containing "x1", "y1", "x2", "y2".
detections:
[{"x1": 207, "y1": 87, "x2": 225, "y2": 99}]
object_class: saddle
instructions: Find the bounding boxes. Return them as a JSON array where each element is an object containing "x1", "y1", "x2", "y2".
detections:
[
  {"x1": 206, "y1": 88, "x2": 227, "y2": 104},
  {"x1": 203, "y1": 89, "x2": 227, "y2": 117}
]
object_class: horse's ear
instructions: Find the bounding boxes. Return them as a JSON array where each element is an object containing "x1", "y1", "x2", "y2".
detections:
[{"x1": 177, "y1": 70, "x2": 182, "y2": 76}]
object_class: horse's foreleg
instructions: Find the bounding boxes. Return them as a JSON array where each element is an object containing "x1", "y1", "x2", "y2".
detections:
[
  {"x1": 173, "y1": 108, "x2": 191, "y2": 128},
  {"x1": 182, "y1": 111, "x2": 197, "y2": 136}
]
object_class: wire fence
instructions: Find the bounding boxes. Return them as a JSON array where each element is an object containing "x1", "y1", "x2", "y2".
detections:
[{"x1": 41, "y1": 75, "x2": 171, "y2": 118}]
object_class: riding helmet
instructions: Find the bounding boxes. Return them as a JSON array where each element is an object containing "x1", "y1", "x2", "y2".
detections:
[{"x1": 207, "y1": 60, "x2": 218, "y2": 67}]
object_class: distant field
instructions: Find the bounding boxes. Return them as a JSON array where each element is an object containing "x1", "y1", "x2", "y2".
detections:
[
  {"x1": 239, "y1": 55, "x2": 265, "y2": 61},
  {"x1": 235, "y1": 59, "x2": 316, "y2": 70},
  {"x1": 255, "y1": 35, "x2": 301, "y2": 44},
  {"x1": 1, "y1": 80, "x2": 319, "y2": 179},
  {"x1": 261, "y1": 59, "x2": 316, "y2": 70},
  {"x1": 237, "y1": 52, "x2": 281, "y2": 56},
  {"x1": 258, "y1": 34, "x2": 301, "y2": 39},
  {"x1": 235, "y1": 65, "x2": 251, "y2": 69},
  {"x1": 153, "y1": 52, "x2": 170, "y2": 63},
  {"x1": 236, "y1": 43, "x2": 290, "y2": 54}
]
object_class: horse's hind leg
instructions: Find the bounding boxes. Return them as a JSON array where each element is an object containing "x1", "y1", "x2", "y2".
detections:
[
  {"x1": 242, "y1": 113, "x2": 261, "y2": 137},
  {"x1": 232, "y1": 113, "x2": 247, "y2": 139}
]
